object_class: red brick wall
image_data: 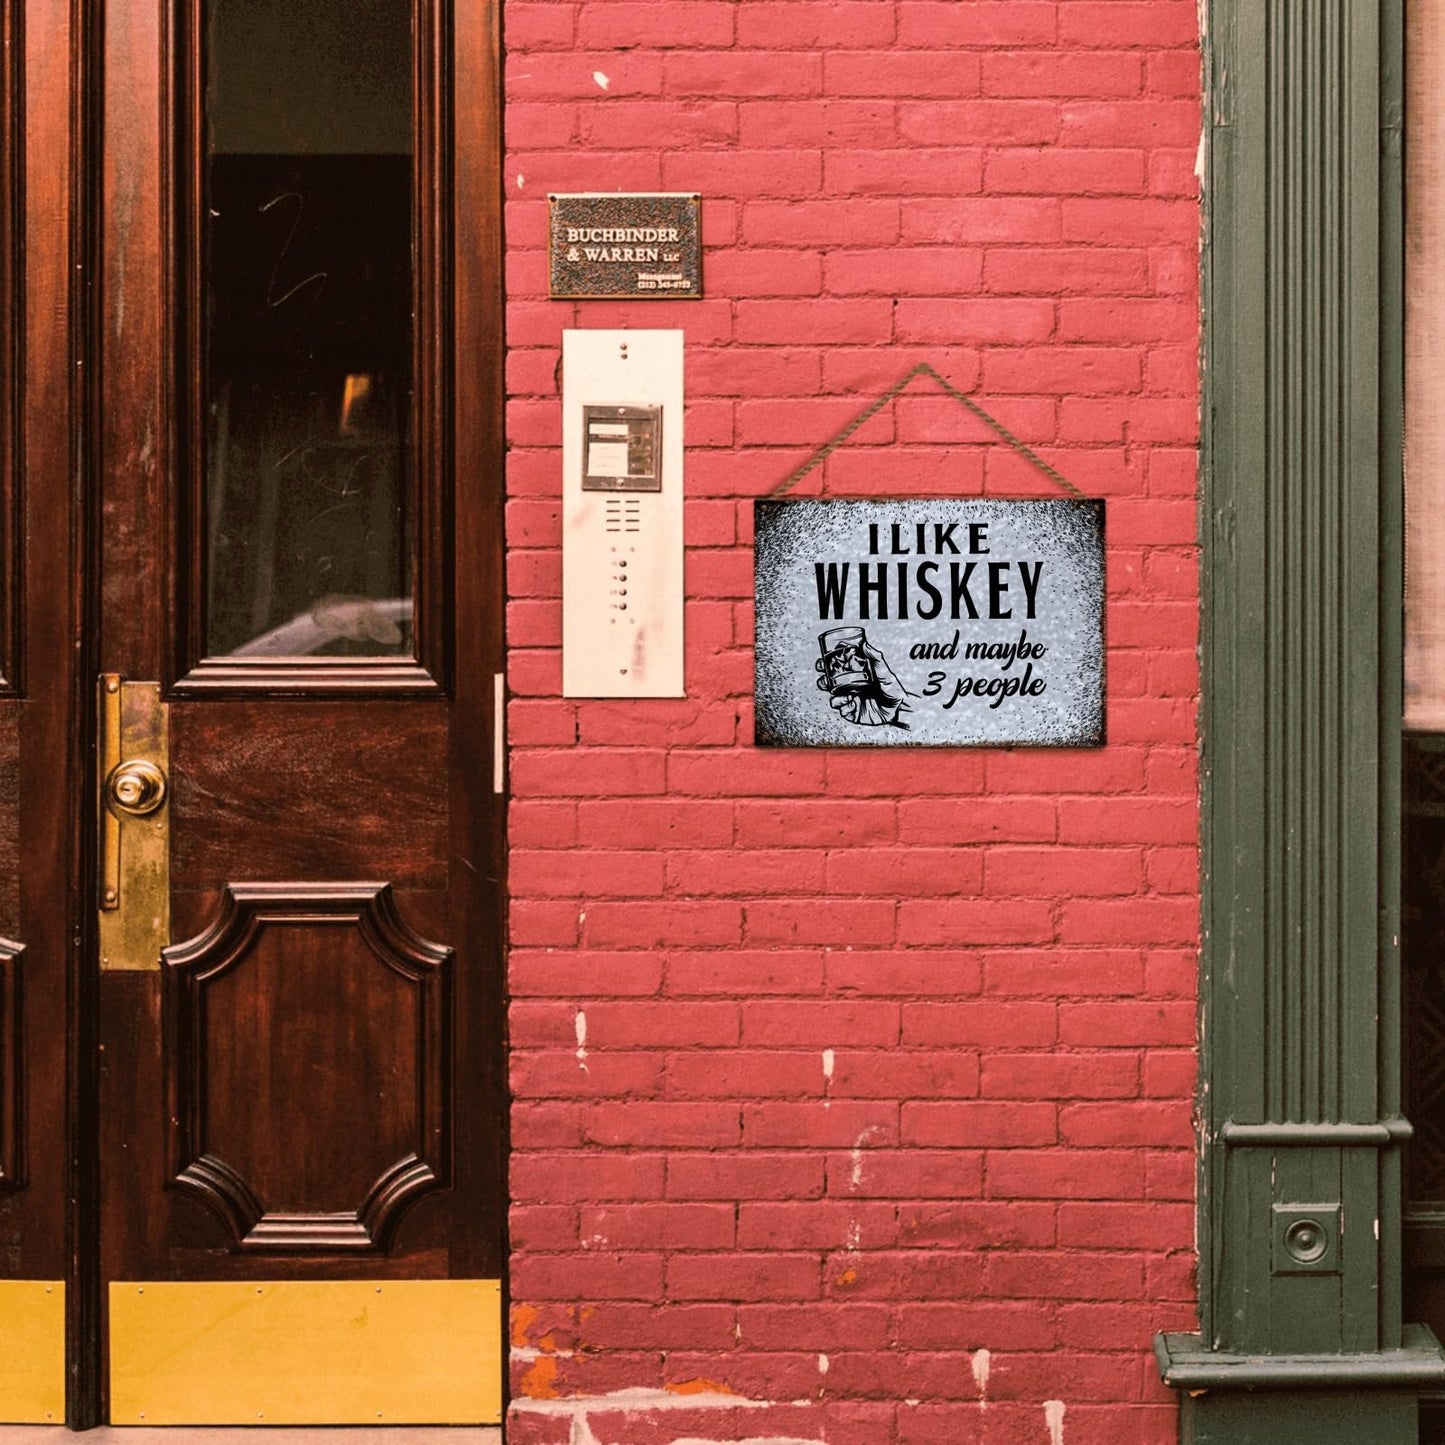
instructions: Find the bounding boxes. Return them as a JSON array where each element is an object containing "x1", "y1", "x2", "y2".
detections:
[{"x1": 503, "y1": 4, "x2": 1202, "y2": 1442}]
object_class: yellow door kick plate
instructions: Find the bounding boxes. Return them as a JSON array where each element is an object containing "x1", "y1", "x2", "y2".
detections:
[
  {"x1": 109, "y1": 1278, "x2": 502, "y2": 1425},
  {"x1": 0, "y1": 1280, "x2": 64, "y2": 1423}
]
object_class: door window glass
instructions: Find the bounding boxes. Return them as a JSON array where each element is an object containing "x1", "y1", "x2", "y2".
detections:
[{"x1": 203, "y1": 0, "x2": 413, "y2": 658}]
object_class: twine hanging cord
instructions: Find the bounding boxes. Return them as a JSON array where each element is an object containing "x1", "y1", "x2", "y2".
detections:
[{"x1": 768, "y1": 361, "x2": 1083, "y2": 499}]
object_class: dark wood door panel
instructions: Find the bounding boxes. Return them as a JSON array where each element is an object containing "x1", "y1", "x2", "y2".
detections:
[
  {"x1": 0, "y1": 711, "x2": 20, "y2": 931},
  {"x1": 10, "y1": 0, "x2": 85, "y2": 1271},
  {"x1": 100, "y1": 960, "x2": 463, "y2": 1283},
  {"x1": 0, "y1": 0, "x2": 92, "y2": 1422},
  {"x1": 97, "y1": 0, "x2": 167, "y2": 682},
  {"x1": 169, "y1": 703, "x2": 450, "y2": 890},
  {"x1": 0, "y1": 712, "x2": 21, "y2": 1205},
  {"x1": 164, "y1": 883, "x2": 452, "y2": 1255}
]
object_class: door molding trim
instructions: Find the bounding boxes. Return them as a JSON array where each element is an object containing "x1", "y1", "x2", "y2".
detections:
[
  {"x1": 163, "y1": 882, "x2": 454, "y2": 1255},
  {"x1": 167, "y1": 0, "x2": 454, "y2": 695},
  {"x1": 1160, "y1": 0, "x2": 1445, "y2": 1436},
  {"x1": 0, "y1": 936, "x2": 25, "y2": 1188},
  {"x1": 0, "y1": 0, "x2": 21, "y2": 698}
]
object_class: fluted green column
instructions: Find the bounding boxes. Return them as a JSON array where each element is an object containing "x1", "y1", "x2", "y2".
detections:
[{"x1": 1155, "y1": 0, "x2": 1445, "y2": 1439}]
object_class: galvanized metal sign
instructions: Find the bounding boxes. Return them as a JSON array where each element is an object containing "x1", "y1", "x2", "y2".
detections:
[
  {"x1": 754, "y1": 499, "x2": 1105, "y2": 747},
  {"x1": 549, "y1": 193, "x2": 702, "y2": 299}
]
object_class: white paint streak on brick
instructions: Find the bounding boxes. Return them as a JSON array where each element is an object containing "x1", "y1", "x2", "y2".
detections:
[
  {"x1": 971, "y1": 1346, "x2": 990, "y2": 1402},
  {"x1": 821, "y1": 1048, "x2": 834, "y2": 1082},
  {"x1": 575, "y1": 1009, "x2": 588, "y2": 1071},
  {"x1": 512, "y1": 1388, "x2": 772, "y2": 1416},
  {"x1": 848, "y1": 1125, "x2": 888, "y2": 1189},
  {"x1": 673, "y1": 1439, "x2": 821, "y2": 1445},
  {"x1": 521, "y1": 1392, "x2": 739, "y2": 1445},
  {"x1": 1045, "y1": 1399, "x2": 1067, "y2": 1445},
  {"x1": 817, "y1": 1353, "x2": 829, "y2": 1374},
  {"x1": 593, "y1": 70, "x2": 610, "y2": 89}
]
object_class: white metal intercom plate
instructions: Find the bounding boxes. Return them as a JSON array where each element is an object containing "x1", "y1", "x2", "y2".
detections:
[{"x1": 562, "y1": 330, "x2": 684, "y2": 698}]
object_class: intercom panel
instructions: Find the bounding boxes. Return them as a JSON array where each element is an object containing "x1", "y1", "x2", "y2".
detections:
[{"x1": 562, "y1": 329, "x2": 684, "y2": 698}]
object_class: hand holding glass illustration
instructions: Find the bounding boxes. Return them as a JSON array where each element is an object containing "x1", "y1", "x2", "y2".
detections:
[{"x1": 815, "y1": 627, "x2": 913, "y2": 729}]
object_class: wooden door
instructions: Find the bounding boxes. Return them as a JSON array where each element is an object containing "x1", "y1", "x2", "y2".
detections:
[
  {"x1": 2, "y1": 0, "x2": 506, "y2": 1426},
  {"x1": 0, "y1": 0, "x2": 84, "y2": 1425}
]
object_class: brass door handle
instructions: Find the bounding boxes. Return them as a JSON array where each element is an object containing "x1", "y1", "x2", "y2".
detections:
[{"x1": 106, "y1": 759, "x2": 167, "y2": 818}]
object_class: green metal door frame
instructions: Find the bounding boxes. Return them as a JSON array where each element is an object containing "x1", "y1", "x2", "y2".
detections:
[{"x1": 1155, "y1": 0, "x2": 1445, "y2": 1439}]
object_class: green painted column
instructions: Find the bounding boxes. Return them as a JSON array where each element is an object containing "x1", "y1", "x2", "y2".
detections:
[{"x1": 1156, "y1": 0, "x2": 1445, "y2": 1438}]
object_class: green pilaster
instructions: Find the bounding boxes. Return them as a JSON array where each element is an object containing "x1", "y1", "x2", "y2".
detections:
[{"x1": 1158, "y1": 0, "x2": 1445, "y2": 1438}]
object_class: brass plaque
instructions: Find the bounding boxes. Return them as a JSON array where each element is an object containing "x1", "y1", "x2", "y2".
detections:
[
  {"x1": 109, "y1": 1278, "x2": 502, "y2": 1424},
  {"x1": 549, "y1": 192, "x2": 701, "y2": 299}
]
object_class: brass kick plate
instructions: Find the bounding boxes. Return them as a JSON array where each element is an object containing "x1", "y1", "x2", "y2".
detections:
[
  {"x1": 98, "y1": 676, "x2": 170, "y2": 971},
  {"x1": 0, "y1": 1281, "x2": 64, "y2": 1422},
  {"x1": 108, "y1": 1279, "x2": 502, "y2": 1424}
]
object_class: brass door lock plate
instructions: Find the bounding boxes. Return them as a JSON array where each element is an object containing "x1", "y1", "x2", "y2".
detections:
[
  {"x1": 97, "y1": 675, "x2": 170, "y2": 970},
  {"x1": 1271, "y1": 1202, "x2": 1342, "y2": 1275}
]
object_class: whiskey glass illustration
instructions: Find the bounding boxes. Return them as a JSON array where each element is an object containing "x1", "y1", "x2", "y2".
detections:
[
  {"x1": 815, "y1": 626, "x2": 912, "y2": 729},
  {"x1": 818, "y1": 626, "x2": 873, "y2": 694}
]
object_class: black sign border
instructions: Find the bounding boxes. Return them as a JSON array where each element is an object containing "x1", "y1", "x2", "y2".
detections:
[{"x1": 752, "y1": 496, "x2": 1108, "y2": 750}]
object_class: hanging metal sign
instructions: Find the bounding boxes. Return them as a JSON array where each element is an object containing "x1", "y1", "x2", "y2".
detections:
[
  {"x1": 754, "y1": 498, "x2": 1105, "y2": 747},
  {"x1": 549, "y1": 193, "x2": 702, "y2": 299}
]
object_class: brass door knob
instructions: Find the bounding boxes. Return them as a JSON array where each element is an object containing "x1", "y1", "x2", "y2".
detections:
[{"x1": 106, "y1": 759, "x2": 167, "y2": 817}]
